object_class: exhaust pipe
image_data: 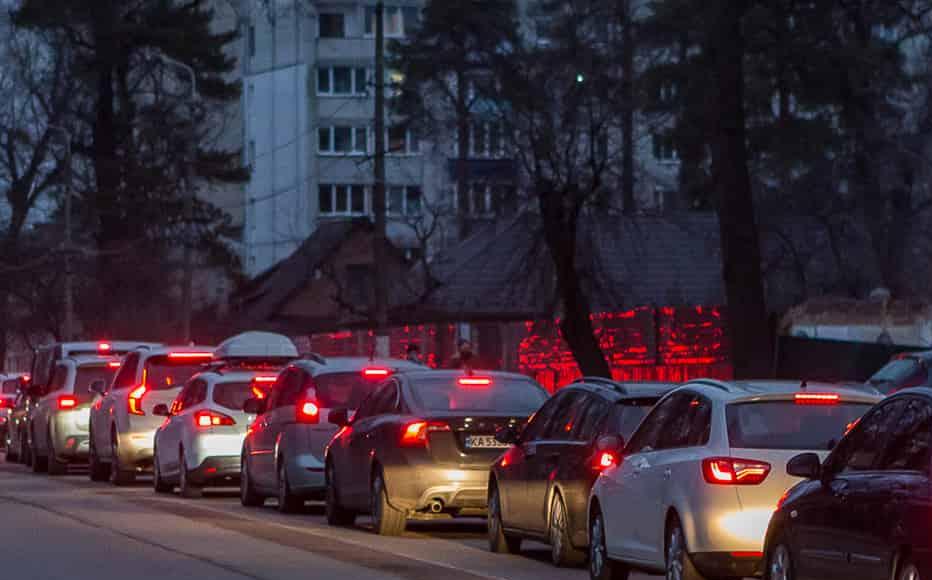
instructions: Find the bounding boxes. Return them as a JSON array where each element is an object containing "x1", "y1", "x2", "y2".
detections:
[{"x1": 428, "y1": 499, "x2": 444, "y2": 514}]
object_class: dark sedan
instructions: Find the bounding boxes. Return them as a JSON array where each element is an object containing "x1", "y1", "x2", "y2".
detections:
[
  {"x1": 487, "y1": 378, "x2": 673, "y2": 567},
  {"x1": 763, "y1": 387, "x2": 932, "y2": 580},
  {"x1": 324, "y1": 370, "x2": 549, "y2": 536}
]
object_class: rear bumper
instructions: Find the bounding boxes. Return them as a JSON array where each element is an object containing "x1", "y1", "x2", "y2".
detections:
[
  {"x1": 285, "y1": 452, "x2": 326, "y2": 498},
  {"x1": 691, "y1": 552, "x2": 763, "y2": 578},
  {"x1": 118, "y1": 430, "x2": 157, "y2": 470},
  {"x1": 188, "y1": 456, "x2": 241, "y2": 486},
  {"x1": 51, "y1": 410, "x2": 91, "y2": 462},
  {"x1": 385, "y1": 464, "x2": 490, "y2": 513}
]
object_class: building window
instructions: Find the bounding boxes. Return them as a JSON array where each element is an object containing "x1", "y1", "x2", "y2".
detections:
[
  {"x1": 319, "y1": 13, "x2": 345, "y2": 38},
  {"x1": 456, "y1": 182, "x2": 513, "y2": 216},
  {"x1": 317, "y1": 66, "x2": 368, "y2": 96},
  {"x1": 388, "y1": 185, "x2": 423, "y2": 216},
  {"x1": 652, "y1": 132, "x2": 678, "y2": 162},
  {"x1": 319, "y1": 184, "x2": 368, "y2": 216},
  {"x1": 453, "y1": 121, "x2": 507, "y2": 158},
  {"x1": 365, "y1": 5, "x2": 415, "y2": 37},
  {"x1": 319, "y1": 126, "x2": 369, "y2": 155},
  {"x1": 386, "y1": 126, "x2": 419, "y2": 155}
]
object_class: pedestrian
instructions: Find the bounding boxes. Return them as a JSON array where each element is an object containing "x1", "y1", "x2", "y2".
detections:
[
  {"x1": 405, "y1": 343, "x2": 424, "y2": 365},
  {"x1": 447, "y1": 339, "x2": 475, "y2": 369}
]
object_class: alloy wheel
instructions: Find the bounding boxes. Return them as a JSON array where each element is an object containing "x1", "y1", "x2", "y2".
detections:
[
  {"x1": 488, "y1": 488, "x2": 502, "y2": 540},
  {"x1": 770, "y1": 545, "x2": 792, "y2": 580},
  {"x1": 551, "y1": 496, "x2": 566, "y2": 561},
  {"x1": 666, "y1": 524, "x2": 685, "y2": 580},
  {"x1": 590, "y1": 513, "x2": 606, "y2": 579},
  {"x1": 901, "y1": 563, "x2": 921, "y2": 580}
]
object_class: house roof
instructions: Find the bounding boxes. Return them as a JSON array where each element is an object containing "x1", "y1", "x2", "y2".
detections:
[{"x1": 421, "y1": 211, "x2": 725, "y2": 319}]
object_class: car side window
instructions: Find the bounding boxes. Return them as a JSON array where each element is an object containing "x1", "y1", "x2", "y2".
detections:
[
  {"x1": 368, "y1": 383, "x2": 399, "y2": 417},
  {"x1": 189, "y1": 380, "x2": 208, "y2": 407},
  {"x1": 521, "y1": 393, "x2": 563, "y2": 442},
  {"x1": 275, "y1": 369, "x2": 306, "y2": 409},
  {"x1": 172, "y1": 383, "x2": 193, "y2": 414},
  {"x1": 571, "y1": 395, "x2": 609, "y2": 442},
  {"x1": 656, "y1": 393, "x2": 701, "y2": 450},
  {"x1": 686, "y1": 395, "x2": 713, "y2": 446},
  {"x1": 112, "y1": 353, "x2": 139, "y2": 391},
  {"x1": 832, "y1": 399, "x2": 906, "y2": 474},
  {"x1": 877, "y1": 398, "x2": 932, "y2": 472},
  {"x1": 47, "y1": 365, "x2": 68, "y2": 394},
  {"x1": 627, "y1": 393, "x2": 685, "y2": 454},
  {"x1": 542, "y1": 391, "x2": 589, "y2": 440}
]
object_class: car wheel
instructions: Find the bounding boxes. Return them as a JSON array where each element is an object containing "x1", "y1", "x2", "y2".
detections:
[
  {"x1": 589, "y1": 508, "x2": 629, "y2": 580},
  {"x1": 370, "y1": 469, "x2": 405, "y2": 536},
  {"x1": 277, "y1": 459, "x2": 302, "y2": 514},
  {"x1": 240, "y1": 452, "x2": 264, "y2": 507},
  {"x1": 152, "y1": 448, "x2": 172, "y2": 494},
  {"x1": 550, "y1": 493, "x2": 586, "y2": 567},
  {"x1": 897, "y1": 557, "x2": 921, "y2": 580},
  {"x1": 30, "y1": 429, "x2": 47, "y2": 474},
  {"x1": 110, "y1": 435, "x2": 135, "y2": 486},
  {"x1": 179, "y1": 449, "x2": 203, "y2": 499},
  {"x1": 325, "y1": 462, "x2": 356, "y2": 526},
  {"x1": 666, "y1": 516, "x2": 708, "y2": 580},
  {"x1": 5, "y1": 435, "x2": 19, "y2": 463},
  {"x1": 488, "y1": 484, "x2": 522, "y2": 554},
  {"x1": 46, "y1": 430, "x2": 67, "y2": 476},
  {"x1": 88, "y1": 435, "x2": 110, "y2": 482}
]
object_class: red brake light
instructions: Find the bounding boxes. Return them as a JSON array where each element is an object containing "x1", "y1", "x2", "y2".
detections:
[
  {"x1": 167, "y1": 352, "x2": 213, "y2": 360},
  {"x1": 252, "y1": 376, "x2": 277, "y2": 383},
  {"x1": 458, "y1": 376, "x2": 492, "y2": 387},
  {"x1": 128, "y1": 385, "x2": 147, "y2": 415},
  {"x1": 194, "y1": 410, "x2": 235, "y2": 428},
  {"x1": 251, "y1": 385, "x2": 267, "y2": 400},
  {"x1": 0, "y1": 398, "x2": 10, "y2": 409},
  {"x1": 108, "y1": 361, "x2": 121, "y2": 368},
  {"x1": 297, "y1": 400, "x2": 320, "y2": 424},
  {"x1": 98, "y1": 342, "x2": 112, "y2": 352},
  {"x1": 730, "y1": 552, "x2": 763, "y2": 559},
  {"x1": 400, "y1": 420, "x2": 450, "y2": 446},
  {"x1": 702, "y1": 457, "x2": 771, "y2": 485},
  {"x1": 777, "y1": 489, "x2": 791, "y2": 510},
  {"x1": 58, "y1": 395, "x2": 78, "y2": 410},
  {"x1": 22, "y1": 375, "x2": 30, "y2": 382},
  {"x1": 795, "y1": 393, "x2": 840, "y2": 405},
  {"x1": 594, "y1": 451, "x2": 618, "y2": 471},
  {"x1": 362, "y1": 367, "x2": 391, "y2": 379}
]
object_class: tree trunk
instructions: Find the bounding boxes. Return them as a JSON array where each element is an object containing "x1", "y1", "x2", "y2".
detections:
[
  {"x1": 455, "y1": 69, "x2": 470, "y2": 241},
  {"x1": 620, "y1": 0, "x2": 636, "y2": 214},
  {"x1": 539, "y1": 186, "x2": 611, "y2": 378},
  {"x1": 708, "y1": 0, "x2": 772, "y2": 378}
]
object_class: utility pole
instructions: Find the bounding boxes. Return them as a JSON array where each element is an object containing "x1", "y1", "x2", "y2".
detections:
[
  {"x1": 48, "y1": 125, "x2": 74, "y2": 341},
  {"x1": 372, "y1": 0, "x2": 389, "y2": 357}
]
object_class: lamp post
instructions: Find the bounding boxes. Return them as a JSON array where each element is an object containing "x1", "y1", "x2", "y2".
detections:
[{"x1": 47, "y1": 125, "x2": 73, "y2": 341}]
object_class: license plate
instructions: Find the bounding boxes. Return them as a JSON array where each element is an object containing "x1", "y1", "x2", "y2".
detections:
[{"x1": 465, "y1": 435, "x2": 509, "y2": 449}]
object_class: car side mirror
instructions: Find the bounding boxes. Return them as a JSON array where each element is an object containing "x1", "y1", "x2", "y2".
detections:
[
  {"x1": 89, "y1": 380, "x2": 107, "y2": 395},
  {"x1": 495, "y1": 425, "x2": 520, "y2": 445},
  {"x1": 787, "y1": 452, "x2": 822, "y2": 480},
  {"x1": 328, "y1": 408, "x2": 350, "y2": 427},
  {"x1": 596, "y1": 434, "x2": 626, "y2": 454},
  {"x1": 152, "y1": 404, "x2": 170, "y2": 417},
  {"x1": 243, "y1": 397, "x2": 266, "y2": 415}
]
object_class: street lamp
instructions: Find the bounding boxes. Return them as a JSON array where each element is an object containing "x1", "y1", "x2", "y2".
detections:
[
  {"x1": 152, "y1": 53, "x2": 199, "y2": 344},
  {"x1": 47, "y1": 125, "x2": 74, "y2": 342}
]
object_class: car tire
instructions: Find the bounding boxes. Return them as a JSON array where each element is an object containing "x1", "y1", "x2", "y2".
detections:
[
  {"x1": 47, "y1": 431, "x2": 67, "y2": 476},
  {"x1": 488, "y1": 484, "x2": 522, "y2": 554},
  {"x1": 152, "y1": 449, "x2": 172, "y2": 494},
  {"x1": 589, "y1": 508, "x2": 629, "y2": 580},
  {"x1": 666, "y1": 515, "x2": 709, "y2": 580},
  {"x1": 325, "y1": 462, "x2": 356, "y2": 526},
  {"x1": 240, "y1": 452, "x2": 264, "y2": 507},
  {"x1": 766, "y1": 538, "x2": 795, "y2": 580},
  {"x1": 30, "y1": 430, "x2": 47, "y2": 473},
  {"x1": 371, "y1": 469, "x2": 405, "y2": 536},
  {"x1": 896, "y1": 557, "x2": 921, "y2": 580},
  {"x1": 550, "y1": 493, "x2": 586, "y2": 567},
  {"x1": 5, "y1": 438, "x2": 19, "y2": 463},
  {"x1": 110, "y1": 435, "x2": 135, "y2": 486},
  {"x1": 88, "y1": 436, "x2": 110, "y2": 482},
  {"x1": 277, "y1": 460, "x2": 303, "y2": 514},
  {"x1": 179, "y1": 449, "x2": 203, "y2": 499}
]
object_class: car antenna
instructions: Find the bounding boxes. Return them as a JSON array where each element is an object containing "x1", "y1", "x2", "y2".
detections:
[{"x1": 800, "y1": 379, "x2": 808, "y2": 390}]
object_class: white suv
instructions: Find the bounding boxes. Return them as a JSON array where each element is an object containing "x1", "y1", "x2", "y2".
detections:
[{"x1": 588, "y1": 380, "x2": 880, "y2": 580}]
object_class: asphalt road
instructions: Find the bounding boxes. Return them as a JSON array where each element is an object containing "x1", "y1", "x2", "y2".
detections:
[{"x1": 0, "y1": 457, "x2": 662, "y2": 580}]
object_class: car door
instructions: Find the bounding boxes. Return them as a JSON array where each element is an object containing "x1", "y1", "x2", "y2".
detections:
[
  {"x1": 604, "y1": 392, "x2": 689, "y2": 562},
  {"x1": 792, "y1": 398, "x2": 906, "y2": 580},
  {"x1": 252, "y1": 368, "x2": 303, "y2": 489},
  {"x1": 92, "y1": 352, "x2": 139, "y2": 459},
  {"x1": 345, "y1": 382, "x2": 398, "y2": 507},
  {"x1": 34, "y1": 364, "x2": 68, "y2": 452},
  {"x1": 158, "y1": 380, "x2": 199, "y2": 475},
  {"x1": 494, "y1": 391, "x2": 562, "y2": 532},
  {"x1": 329, "y1": 386, "x2": 381, "y2": 509}
]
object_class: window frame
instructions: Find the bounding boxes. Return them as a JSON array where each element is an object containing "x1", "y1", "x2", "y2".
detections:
[
  {"x1": 318, "y1": 183, "x2": 368, "y2": 217},
  {"x1": 318, "y1": 12, "x2": 346, "y2": 39},
  {"x1": 318, "y1": 125, "x2": 369, "y2": 156}
]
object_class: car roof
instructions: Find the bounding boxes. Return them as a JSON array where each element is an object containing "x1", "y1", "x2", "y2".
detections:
[
  {"x1": 293, "y1": 357, "x2": 425, "y2": 375},
  {"x1": 192, "y1": 369, "x2": 272, "y2": 386},
  {"x1": 894, "y1": 350, "x2": 932, "y2": 363},
  {"x1": 394, "y1": 369, "x2": 546, "y2": 385},
  {"x1": 135, "y1": 345, "x2": 216, "y2": 358},
  {"x1": 63, "y1": 354, "x2": 121, "y2": 367},
  {"x1": 569, "y1": 377, "x2": 676, "y2": 400},
  {"x1": 683, "y1": 379, "x2": 882, "y2": 404},
  {"x1": 884, "y1": 386, "x2": 932, "y2": 400}
]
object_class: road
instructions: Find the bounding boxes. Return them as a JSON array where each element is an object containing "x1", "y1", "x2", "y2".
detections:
[{"x1": 0, "y1": 456, "x2": 667, "y2": 580}]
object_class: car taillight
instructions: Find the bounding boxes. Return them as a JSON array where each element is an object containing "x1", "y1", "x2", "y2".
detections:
[
  {"x1": 794, "y1": 393, "x2": 840, "y2": 405},
  {"x1": 98, "y1": 342, "x2": 112, "y2": 353},
  {"x1": 108, "y1": 361, "x2": 121, "y2": 368},
  {"x1": 400, "y1": 420, "x2": 450, "y2": 446},
  {"x1": 702, "y1": 457, "x2": 771, "y2": 485},
  {"x1": 194, "y1": 410, "x2": 235, "y2": 428},
  {"x1": 128, "y1": 385, "x2": 147, "y2": 415},
  {"x1": 58, "y1": 395, "x2": 78, "y2": 410},
  {"x1": 593, "y1": 451, "x2": 619, "y2": 471},
  {"x1": 776, "y1": 489, "x2": 791, "y2": 510},
  {"x1": 458, "y1": 376, "x2": 492, "y2": 387},
  {"x1": 0, "y1": 399, "x2": 9, "y2": 409},
  {"x1": 167, "y1": 352, "x2": 213, "y2": 360},
  {"x1": 362, "y1": 367, "x2": 391, "y2": 380},
  {"x1": 297, "y1": 400, "x2": 320, "y2": 424}
]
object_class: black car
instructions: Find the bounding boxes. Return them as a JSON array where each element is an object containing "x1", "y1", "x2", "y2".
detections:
[
  {"x1": 763, "y1": 388, "x2": 932, "y2": 580},
  {"x1": 488, "y1": 378, "x2": 674, "y2": 567}
]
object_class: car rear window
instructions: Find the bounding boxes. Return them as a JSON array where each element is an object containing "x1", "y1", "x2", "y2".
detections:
[
  {"x1": 212, "y1": 382, "x2": 252, "y2": 411},
  {"x1": 408, "y1": 377, "x2": 548, "y2": 414},
  {"x1": 311, "y1": 373, "x2": 384, "y2": 409},
  {"x1": 144, "y1": 356, "x2": 207, "y2": 391},
  {"x1": 2, "y1": 379, "x2": 20, "y2": 394},
  {"x1": 727, "y1": 401, "x2": 873, "y2": 450},
  {"x1": 74, "y1": 366, "x2": 118, "y2": 398}
]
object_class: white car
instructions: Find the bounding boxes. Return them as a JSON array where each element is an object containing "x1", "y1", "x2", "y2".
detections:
[
  {"x1": 587, "y1": 380, "x2": 881, "y2": 580},
  {"x1": 88, "y1": 346, "x2": 215, "y2": 484}
]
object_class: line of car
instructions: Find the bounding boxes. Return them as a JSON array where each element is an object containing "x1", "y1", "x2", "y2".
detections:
[{"x1": 2, "y1": 334, "x2": 930, "y2": 580}]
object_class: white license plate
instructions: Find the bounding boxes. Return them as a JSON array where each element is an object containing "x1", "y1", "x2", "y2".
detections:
[{"x1": 465, "y1": 435, "x2": 510, "y2": 449}]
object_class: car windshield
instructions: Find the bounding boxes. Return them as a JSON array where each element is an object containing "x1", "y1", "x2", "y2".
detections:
[
  {"x1": 2, "y1": 379, "x2": 20, "y2": 395},
  {"x1": 727, "y1": 401, "x2": 872, "y2": 451},
  {"x1": 74, "y1": 366, "x2": 117, "y2": 399},
  {"x1": 312, "y1": 372, "x2": 386, "y2": 409},
  {"x1": 212, "y1": 382, "x2": 252, "y2": 412},
  {"x1": 408, "y1": 377, "x2": 548, "y2": 414},
  {"x1": 867, "y1": 359, "x2": 927, "y2": 394},
  {"x1": 144, "y1": 356, "x2": 207, "y2": 391}
]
